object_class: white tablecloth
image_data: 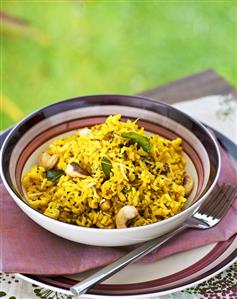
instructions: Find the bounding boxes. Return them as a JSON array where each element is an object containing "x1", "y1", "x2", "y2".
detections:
[{"x1": 1, "y1": 95, "x2": 237, "y2": 299}]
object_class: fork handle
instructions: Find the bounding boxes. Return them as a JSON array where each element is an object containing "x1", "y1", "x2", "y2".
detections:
[{"x1": 70, "y1": 224, "x2": 188, "y2": 297}]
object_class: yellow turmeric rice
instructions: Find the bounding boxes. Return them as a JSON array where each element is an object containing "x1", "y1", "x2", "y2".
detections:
[{"x1": 22, "y1": 114, "x2": 188, "y2": 229}]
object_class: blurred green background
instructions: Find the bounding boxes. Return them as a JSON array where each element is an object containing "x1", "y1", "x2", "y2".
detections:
[{"x1": 1, "y1": 1, "x2": 237, "y2": 130}]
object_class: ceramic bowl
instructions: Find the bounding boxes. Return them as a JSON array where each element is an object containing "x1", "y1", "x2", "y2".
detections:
[{"x1": 0, "y1": 95, "x2": 221, "y2": 246}]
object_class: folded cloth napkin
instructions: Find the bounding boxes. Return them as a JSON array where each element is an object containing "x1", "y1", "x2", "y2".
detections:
[{"x1": 1, "y1": 143, "x2": 237, "y2": 276}]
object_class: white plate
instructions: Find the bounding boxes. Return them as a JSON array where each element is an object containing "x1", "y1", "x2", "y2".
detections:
[{"x1": 17, "y1": 235, "x2": 237, "y2": 298}]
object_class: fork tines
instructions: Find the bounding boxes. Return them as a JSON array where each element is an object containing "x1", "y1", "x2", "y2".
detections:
[{"x1": 198, "y1": 183, "x2": 237, "y2": 219}]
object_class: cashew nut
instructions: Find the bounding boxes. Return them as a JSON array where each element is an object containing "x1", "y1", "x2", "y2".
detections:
[
  {"x1": 65, "y1": 162, "x2": 89, "y2": 178},
  {"x1": 79, "y1": 128, "x2": 91, "y2": 137},
  {"x1": 39, "y1": 152, "x2": 58, "y2": 170},
  {"x1": 115, "y1": 205, "x2": 138, "y2": 228},
  {"x1": 183, "y1": 171, "x2": 194, "y2": 196}
]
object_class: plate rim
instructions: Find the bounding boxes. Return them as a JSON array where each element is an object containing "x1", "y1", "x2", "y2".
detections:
[
  {"x1": 17, "y1": 235, "x2": 237, "y2": 297},
  {"x1": 16, "y1": 250, "x2": 237, "y2": 298}
]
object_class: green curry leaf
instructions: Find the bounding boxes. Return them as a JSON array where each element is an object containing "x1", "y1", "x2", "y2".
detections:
[
  {"x1": 46, "y1": 169, "x2": 64, "y2": 183},
  {"x1": 122, "y1": 132, "x2": 152, "y2": 152},
  {"x1": 101, "y1": 157, "x2": 112, "y2": 180}
]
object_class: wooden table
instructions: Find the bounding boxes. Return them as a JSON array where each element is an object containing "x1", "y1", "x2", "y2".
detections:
[{"x1": 139, "y1": 69, "x2": 236, "y2": 103}]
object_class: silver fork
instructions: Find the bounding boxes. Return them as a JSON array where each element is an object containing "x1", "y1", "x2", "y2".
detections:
[{"x1": 70, "y1": 183, "x2": 237, "y2": 297}]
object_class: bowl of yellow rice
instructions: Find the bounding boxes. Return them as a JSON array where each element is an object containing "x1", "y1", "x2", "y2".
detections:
[{"x1": 0, "y1": 95, "x2": 220, "y2": 246}]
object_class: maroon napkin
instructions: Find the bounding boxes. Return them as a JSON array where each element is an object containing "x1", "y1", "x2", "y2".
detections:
[{"x1": 1, "y1": 144, "x2": 237, "y2": 275}]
